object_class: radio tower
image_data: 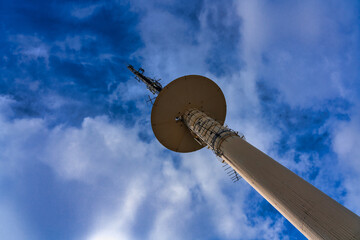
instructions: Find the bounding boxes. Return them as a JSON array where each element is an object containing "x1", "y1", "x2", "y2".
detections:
[{"x1": 128, "y1": 65, "x2": 360, "y2": 239}]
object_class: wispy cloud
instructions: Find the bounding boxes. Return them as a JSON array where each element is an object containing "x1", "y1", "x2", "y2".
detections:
[
  {"x1": 71, "y1": 4, "x2": 103, "y2": 20},
  {"x1": 333, "y1": 108, "x2": 360, "y2": 214}
]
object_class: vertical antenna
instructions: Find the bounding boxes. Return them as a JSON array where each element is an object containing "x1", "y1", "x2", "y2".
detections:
[{"x1": 127, "y1": 65, "x2": 162, "y2": 95}]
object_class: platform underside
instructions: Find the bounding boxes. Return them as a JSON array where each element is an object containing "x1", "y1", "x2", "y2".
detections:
[{"x1": 151, "y1": 75, "x2": 226, "y2": 153}]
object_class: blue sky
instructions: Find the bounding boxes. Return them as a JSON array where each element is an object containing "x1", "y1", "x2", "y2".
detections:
[{"x1": 1, "y1": 0, "x2": 360, "y2": 239}]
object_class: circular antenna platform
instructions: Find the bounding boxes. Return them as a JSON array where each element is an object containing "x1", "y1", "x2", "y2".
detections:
[{"x1": 151, "y1": 75, "x2": 226, "y2": 153}]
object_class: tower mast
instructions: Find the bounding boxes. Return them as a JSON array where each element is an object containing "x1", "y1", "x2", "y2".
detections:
[{"x1": 128, "y1": 67, "x2": 360, "y2": 239}]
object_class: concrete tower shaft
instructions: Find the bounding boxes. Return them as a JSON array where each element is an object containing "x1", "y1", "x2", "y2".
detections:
[
  {"x1": 127, "y1": 67, "x2": 360, "y2": 239},
  {"x1": 183, "y1": 108, "x2": 360, "y2": 240},
  {"x1": 182, "y1": 109, "x2": 239, "y2": 155}
]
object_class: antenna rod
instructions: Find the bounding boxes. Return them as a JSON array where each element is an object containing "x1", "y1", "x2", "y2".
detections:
[{"x1": 127, "y1": 65, "x2": 162, "y2": 95}]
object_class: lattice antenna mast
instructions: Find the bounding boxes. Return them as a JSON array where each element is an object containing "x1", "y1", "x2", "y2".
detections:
[{"x1": 127, "y1": 65, "x2": 162, "y2": 95}]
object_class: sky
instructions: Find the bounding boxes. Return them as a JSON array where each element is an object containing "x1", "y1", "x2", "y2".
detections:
[{"x1": 0, "y1": 0, "x2": 360, "y2": 239}]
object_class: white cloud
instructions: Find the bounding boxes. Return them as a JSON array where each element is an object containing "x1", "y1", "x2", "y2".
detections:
[
  {"x1": 333, "y1": 108, "x2": 360, "y2": 215},
  {"x1": 9, "y1": 35, "x2": 50, "y2": 64},
  {"x1": 54, "y1": 34, "x2": 98, "y2": 62},
  {"x1": 71, "y1": 4, "x2": 103, "y2": 19},
  {"x1": 237, "y1": 0, "x2": 360, "y2": 107},
  {"x1": 39, "y1": 115, "x2": 162, "y2": 182},
  {"x1": 86, "y1": 180, "x2": 147, "y2": 240},
  {"x1": 0, "y1": 201, "x2": 33, "y2": 240},
  {"x1": 0, "y1": 114, "x2": 46, "y2": 179},
  {"x1": 0, "y1": 95, "x2": 15, "y2": 117}
]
